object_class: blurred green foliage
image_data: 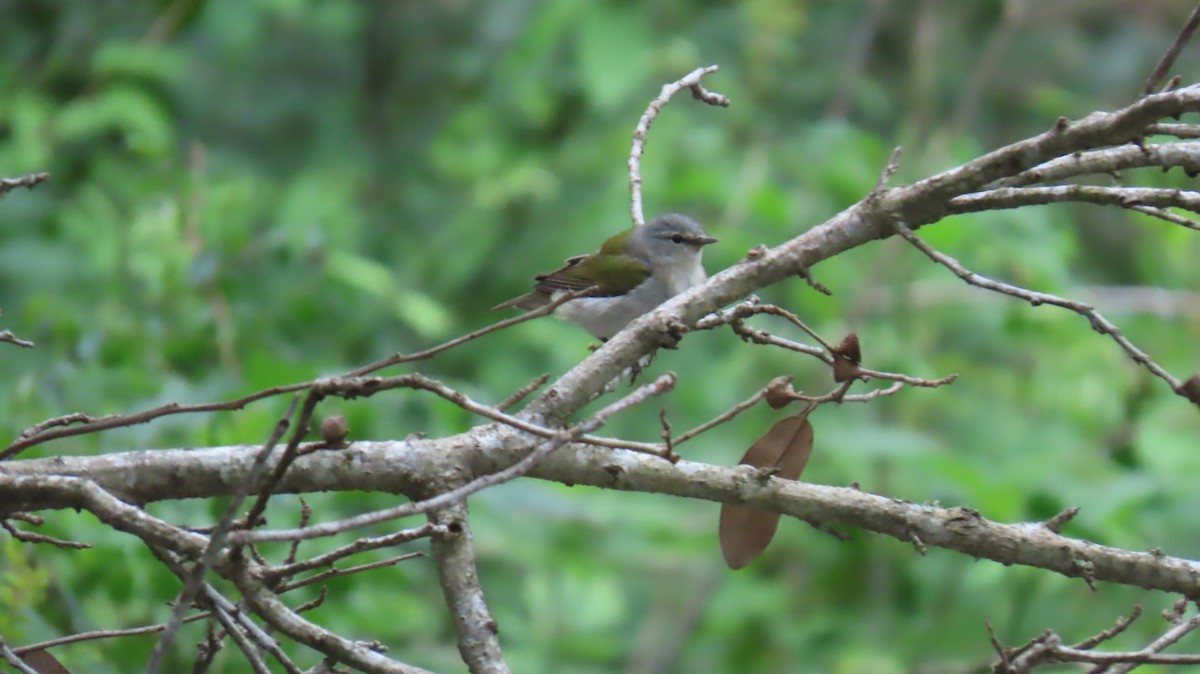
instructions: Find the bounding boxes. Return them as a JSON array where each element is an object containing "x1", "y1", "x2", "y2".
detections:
[{"x1": 2, "y1": 1, "x2": 1199, "y2": 672}]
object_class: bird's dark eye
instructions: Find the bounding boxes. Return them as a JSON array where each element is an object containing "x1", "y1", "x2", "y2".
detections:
[{"x1": 670, "y1": 234, "x2": 685, "y2": 244}]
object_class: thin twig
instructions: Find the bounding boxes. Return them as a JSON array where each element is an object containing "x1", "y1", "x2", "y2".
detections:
[
  {"x1": 347, "y1": 287, "x2": 592, "y2": 377},
  {"x1": 4, "y1": 384, "x2": 309, "y2": 460},
  {"x1": 0, "y1": 172, "x2": 49, "y2": 197},
  {"x1": 657, "y1": 409, "x2": 677, "y2": 462},
  {"x1": 283, "y1": 497, "x2": 312, "y2": 568},
  {"x1": 857, "y1": 368, "x2": 958, "y2": 388},
  {"x1": 16, "y1": 413, "x2": 96, "y2": 441},
  {"x1": 229, "y1": 558, "x2": 420, "y2": 674},
  {"x1": 872, "y1": 146, "x2": 904, "y2": 194},
  {"x1": 146, "y1": 396, "x2": 299, "y2": 674},
  {"x1": 890, "y1": 219, "x2": 1187, "y2": 402},
  {"x1": 198, "y1": 583, "x2": 299, "y2": 674},
  {"x1": 950, "y1": 185, "x2": 1200, "y2": 221},
  {"x1": 2, "y1": 519, "x2": 92, "y2": 549},
  {"x1": 727, "y1": 319, "x2": 826, "y2": 359},
  {"x1": 294, "y1": 586, "x2": 328, "y2": 614},
  {"x1": 987, "y1": 620, "x2": 1011, "y2": 671},
  {"x1": 192, "y1": 621, "x2": 222, "y2": 674},
  {"x1": 15, "y1": 614, "x2": 210, "y2": 656},
  {"x1": 12, "y1": 547, "x2": 381, "y2": 658},
  {"x1": 1041, "y1": 507, "x2": 1080, "y2": 534},
  {"x1": 205, "y1": 599, "x2": 275, "y2": 674},
  {"x1": 796, "y1": 265, "x2": 833, "y2": 295},
  {"x1": 496, "y1": 373, "x2": 550, "y2": 412},
  {"x1": 0, "y1": 330, "x2": 34, "y2": 349},
  {"x1": 674, "y1": 387, "x2": 771, "y2": 446},
  {"x1": 1128, "y1": 204, "x2": 1200, "y2": 231},
  {"x1": 574, "y1": 434, "x2": 669, "y2": 458},
  {"x1": 748, "y1": 303, "x2": 837, "y2": 352},
  {"x1": 264, "y1": 525, "x2": 440, "y2": 581},
  {"x1": 701, "y1": 304, "x2": 957, "y2": 390},
  {"x1": 1093, "y1": 606, "x2": 1200, "y2": 674},
  {"x1": 1074, "y1": 604, "x2": 1142, "y2": 651},
  {"x1": 3, "y1": 289, "x2": 591, "y2": 460},
  {"x1": 5, "y1": 512, "x2": 43, "y2": 524},
  {"x1": 788, "y1": 381, "x2": 904, "y2": 403},
  {"x1": 628, "y1": 66, "x2": 729, "y2": 227},
  {"x1": 277, "y1": 553, "x2": 424, "y2": 593},
  {"x1": 1141, "y1": 1, "x2": 1200, "y2": 96},
  {"x1": 243, "y1": 391, "x2": 323, "y2": 530}
]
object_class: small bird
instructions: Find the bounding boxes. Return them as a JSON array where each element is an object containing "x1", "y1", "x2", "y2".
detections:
[{"x1": 493, "y1": 213, "x2": 718, "y2": 340}]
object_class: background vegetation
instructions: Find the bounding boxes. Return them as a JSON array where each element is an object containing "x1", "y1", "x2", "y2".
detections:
[{"x1": 2, "y1": 1, "x2": 1199, "y2": 672}]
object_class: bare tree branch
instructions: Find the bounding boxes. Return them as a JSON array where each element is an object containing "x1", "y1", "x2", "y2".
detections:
[
  {"x1": 1141, "y1": 1, "x2": 1200, "y2": 96},
  {"x1": 15, "y1": 615, "x2": 210, "y2": 657},
  {"x1": 428, "y1": 504, "x2": 507, "y2": 674},
  {"x1": 1147, "y1": 122, "x2": 1200, "y2": 139},
  {"x1": 9, "y1": 440, "x2": 1200, "y2": 597},
  {"x1": 264, "y1": 525, "x2": 440, "y2": 582},
  {"x1": 234, "y1": 373, "x2": 677, "y2": 545},
  {"x1": 1, "y1": 518, "x2": 91, "y2": 549},
  {"x1": 0, "y1": 172, "x2": 49, "y2": 197},
  {"x1": 1095, "y1": 602, "x2": 1200, "y2": 674},
  {"x1": 989, "y1": 141, "x2": 1200, "y2": 189},
  {"x1": 951, "y1": 184, "x2": 1200, "y2": 220},
  {"x1": 0, "y1": 330, "x2": 34, "y2": 349},
  {"x1": 996, "y1": 602, "x2": 1200, "y2": 672},
  {"x1": 628, "y1": 66, "x2": 729, "y2": 227},
  {"x1": 147, "y1": 396, "x2": 299, "y2": 674},
  {"x1": 232, "y1": 560, "x2": 434, "y2": 674},
  {"x1": 889, "y1": 219, "x2": 1188, "y2": 403}
]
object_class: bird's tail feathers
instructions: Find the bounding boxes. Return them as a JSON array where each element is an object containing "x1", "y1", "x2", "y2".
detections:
[{"x1": 491, "y1": 292, "x2": 548, "y2": 312}]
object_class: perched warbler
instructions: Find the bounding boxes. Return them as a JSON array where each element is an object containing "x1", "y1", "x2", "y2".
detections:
[{"x1": 493, "y1": 213, "x2": 718, "y2": 339}]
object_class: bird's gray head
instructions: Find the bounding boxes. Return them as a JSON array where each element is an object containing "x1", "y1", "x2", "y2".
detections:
[{"x1": 631, "y1": 214, "x2": 718, "y2": 269}]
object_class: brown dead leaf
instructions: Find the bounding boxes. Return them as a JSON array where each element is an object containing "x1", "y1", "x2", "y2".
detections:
[
  {"x1": 21, "y1": 650, "x2": 72, "y2": 674},
  {"x1": 719, "y1": 413, "x2": 815, "y2": 569},
  {"x1": 1181, "y1": 373, "x2": 1200, "y2": 408},
  {"x1": 830, "y1": 332, "x2": 862, "y2": 383},
  {"x1": 764, "y1": 375, "x2": 795, "y2": 410}
]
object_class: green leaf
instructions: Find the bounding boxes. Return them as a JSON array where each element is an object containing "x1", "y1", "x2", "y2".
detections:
[
  {"x1": 55, "y1": 86, "x2": 174, "y2": 158},
  {"x1": 394, "y1": 288, "x2": 454, "y2": 340},
  {"x1": 327, "y1": 250, "x2": 394, "y2": 298},
  {"x1": 93, "y1": 41, "x2": 185, "y2": 85}
]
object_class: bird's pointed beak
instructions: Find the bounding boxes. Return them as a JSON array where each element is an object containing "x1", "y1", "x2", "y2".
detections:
[{"x1": 697, "y1": 236, "x2": 719, "y2": 246}]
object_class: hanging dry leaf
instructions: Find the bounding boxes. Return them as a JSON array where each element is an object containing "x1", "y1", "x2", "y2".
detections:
[
  {"x1": 719, "y1": 412, "x2": 815, "y2": 569},
  {"x1": 830, "y1": 332, "x2": 862, "y2": 383},
  {"x1": 21, "y1": 650, "x2": 72, "y2": 674},
  {"x1": 1181, "y1": 373, "x2": 1200, "y2": 407},
  {"x1": 764, "y1": 375, "x2": 796, "y2": 410}
]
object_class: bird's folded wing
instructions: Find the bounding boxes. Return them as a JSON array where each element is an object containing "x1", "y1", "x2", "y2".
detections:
[{"x1": 534, "y1": 254, "x2": 651, "y2": 297}]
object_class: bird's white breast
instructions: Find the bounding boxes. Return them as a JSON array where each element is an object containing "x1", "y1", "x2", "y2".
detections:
[
  {"x1": 662, "y1": 256, "x2": 708, "y2": 295},
  {"x1": 553, "y1": 253, "x2": 708, "y2": 340}
]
